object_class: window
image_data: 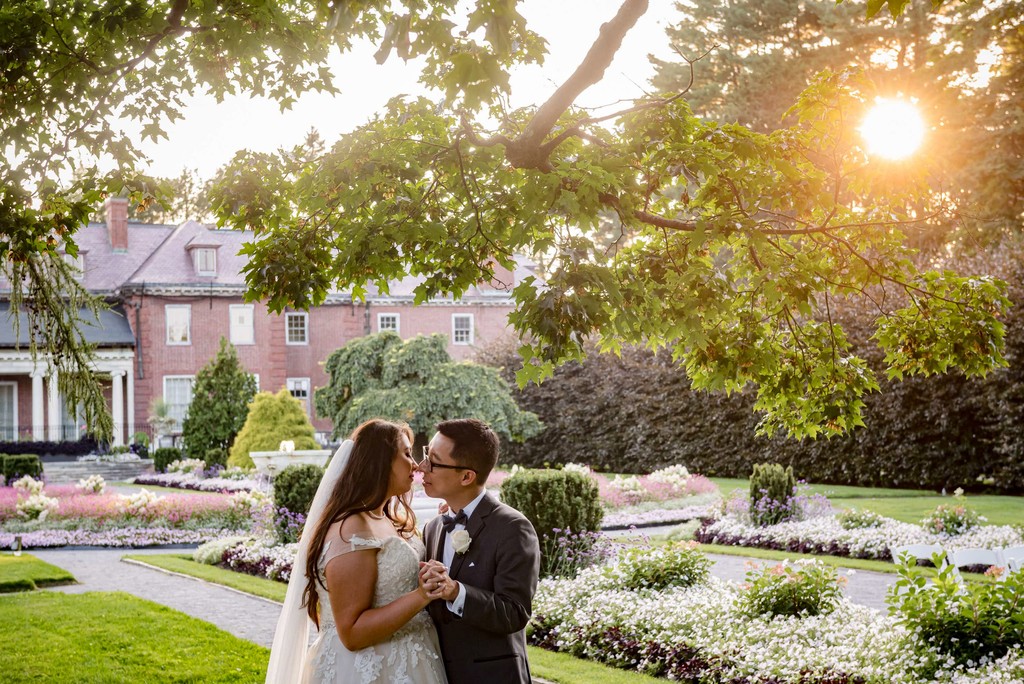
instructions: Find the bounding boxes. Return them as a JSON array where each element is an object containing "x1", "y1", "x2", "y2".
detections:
[
  {"x1": 378, "y1": 313, "x2": 400, "y2": 334},
  {"x1": 452, "y1": 314, "x2": 474, "y2": 345},
  {"x1": 60, "y1": 399, "x2": 84, "y2": 441},
  {"x1": 163, "y1": 376, "x2": 195, "y2": 432},
  {"x1": 194, "y1": 248, "x2": 216, "y2": 275},
  {"x1": 230, "y1": 304, "x2": 255, "y2": 345},
  {"x1": 63, "y1": 252, "x2": 84, "y2": 279},
  {"x1": 0, "y1": 382, "x2": 16, "y2": 441},
  {"x1": 287, "y1": 378, "x2": 311, "y2": 415},
  {"x1": 166, "y1": 305, "x2": 191, "y2": 345},
  {"x1": 285, "y1": 312, "x2": 308, "y2": 345}
]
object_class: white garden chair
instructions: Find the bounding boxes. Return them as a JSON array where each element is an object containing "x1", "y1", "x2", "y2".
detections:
[
  {"x1": 891, "y1": 543, "x2": 947, "y2": 567},
  {"x1": 950, "y1": 547, "x2": 1001, "y2": 571},
  {"x1": 998, "y1": 546, "x2": 1024, "y2": 573}
]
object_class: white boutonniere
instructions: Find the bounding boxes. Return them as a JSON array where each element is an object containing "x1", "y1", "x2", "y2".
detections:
[{"x1": 450, "y1": 529, "x2": 472, "y2": 555}]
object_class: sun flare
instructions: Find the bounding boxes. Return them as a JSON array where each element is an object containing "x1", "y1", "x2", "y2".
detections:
[{"x1": 860, "y1": 98, "x2": 925, "y2": 160}]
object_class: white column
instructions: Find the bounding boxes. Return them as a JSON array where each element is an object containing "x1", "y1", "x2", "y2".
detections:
[
  {"x1": 31, "y1": 370, "x2": 45, "y2": 441},
  {"x1": 111, "y1": 371, "x2": 125, "y2": 447},
  {"x1": 47, "y1": 372, "x2": 60, "y2": 441},
  {"x1": 126, "y1": 366, "x2": 135, "y2": 444}
]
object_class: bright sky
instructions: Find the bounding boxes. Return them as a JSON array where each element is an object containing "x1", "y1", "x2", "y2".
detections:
[{"x1": 141, "y1": 0, "x2": 681, "y2": 179}]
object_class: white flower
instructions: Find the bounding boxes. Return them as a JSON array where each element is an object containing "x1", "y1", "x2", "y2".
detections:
[
  {"x1": 278, "y1": 440, "x2": 295, "y2": 453},
  {"x1": 13, "y1": 475, "x2": 44, "y2": 496},
  {"x1": 563, "y1": 463, "x2": 593, "y2": 477},
  {"x1": 76, "y1": 474, "x2": 106, "y2": 494},
  {"x1": 450, "y1": 529, "x2": 472, "y2": 554},
  {"x1": 167, "y1": 458, "x2": 205, "y2": 475},
  {"x1": 17, "y1": 493, "x2": 59, "y2": 520}
]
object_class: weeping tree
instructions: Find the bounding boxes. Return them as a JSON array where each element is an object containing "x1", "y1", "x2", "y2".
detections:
[
  {"x1": 315, "y1": 332, "x2": 542, "y2": 445},
  {"x1": 1, "y1": 0, "x2": 1007, "y2": 441}
]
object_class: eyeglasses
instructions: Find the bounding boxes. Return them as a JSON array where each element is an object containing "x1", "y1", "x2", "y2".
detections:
[{"x1": 420, "y1": 446, "x2": 477, "y2": 474}]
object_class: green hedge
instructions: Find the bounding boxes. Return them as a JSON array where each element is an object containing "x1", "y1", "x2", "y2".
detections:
[
  {"x1": 483, "y1": 249, "x2": 1024, "y2": 494},
  {"x1": 1, "y1": 454, "x2": 43, "y2": 482},
  {"x1": 152, "y1": 447, "x2": 183, "y2": 474}
]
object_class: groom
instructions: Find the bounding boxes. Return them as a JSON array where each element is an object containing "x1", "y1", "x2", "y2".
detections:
[{"x1": 418, "y1": 418, "x2": 540, "y2": 684}]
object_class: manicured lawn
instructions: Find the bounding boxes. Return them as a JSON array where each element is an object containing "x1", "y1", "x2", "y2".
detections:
[
  {"x1": 0, "y1": 591, "x2": 268, "y2": 682},
  {"x1": 134, "y1": 554, "x2": 660, "y2": 684},
  {"x1": 0, "y1": 553, "x2": 76, "y2": 592},
  {"x1": 124, "y1": 553, "x2": 287, "y2": 602},
  {"x1": 530, "y1": 647, "x2": 663, "y2": 683},
  {"x1": 708, "y1": 477, "x2": 1023, "y2": 526},
  {"x1": 708, "y1": 477, "x2": 936, "y2": 499},
  {"x1": 833, "y1": 495, "x2": 1024, "y2": 527}
]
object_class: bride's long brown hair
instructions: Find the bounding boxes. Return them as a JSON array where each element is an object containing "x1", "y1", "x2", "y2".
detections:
[{"x1": 302, "y1": 418, "x2": 416, "y2": 627}]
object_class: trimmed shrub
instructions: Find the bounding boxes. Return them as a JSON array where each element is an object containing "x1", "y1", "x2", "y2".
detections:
[
  {"x1": 273, "y1": 463, "x2": 324, "y2": 517},
  {"x1": 228, "y1": 389, "x2": 318, "y2": 469},
  {"x1": 501, "y1": 469, "x2": 603, "y2": 577},
  {"x1": 749, "y1": 463, "x2": 797, "y2": 527},
  {"x1": 739, "y1": 560, "x2": 844, "y2": 618},
  {"x1": 204, "y1": 448, "x2": 228, "y2": 469},
  {"x1": 1, "y1": 454, "x2": 42, "y2": 481},
  {"x1": 603, "y1": 541, "x2": 711, "y2": 591},
  {"x1": 152, "y1": 447, "x2": 183, "y2": 474}
]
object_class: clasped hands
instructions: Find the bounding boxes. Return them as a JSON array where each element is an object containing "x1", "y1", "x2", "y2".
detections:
[{"x1": 418, "y1": 560, "x2": 458, "y2": 602}]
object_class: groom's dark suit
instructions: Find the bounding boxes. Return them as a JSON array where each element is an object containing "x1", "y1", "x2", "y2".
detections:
[{"x1": 423, "y1": 492, "x2": 540, "y2": 684}]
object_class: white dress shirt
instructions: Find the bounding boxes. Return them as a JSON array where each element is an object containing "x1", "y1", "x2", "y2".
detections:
[{"x1": 443, "y1": 489, "x2": 487, "y2": 616}]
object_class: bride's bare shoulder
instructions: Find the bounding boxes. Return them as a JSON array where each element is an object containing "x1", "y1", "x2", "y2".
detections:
[{"x1": 336, "y1": 513, "x2": 377, "y2": 543}]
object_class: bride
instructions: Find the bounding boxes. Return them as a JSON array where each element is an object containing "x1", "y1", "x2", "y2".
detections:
[{"x1": 266, "y1": 419, "x2": 447, "y2": 683}]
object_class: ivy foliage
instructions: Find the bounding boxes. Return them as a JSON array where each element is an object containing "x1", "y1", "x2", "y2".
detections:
[
  {"x1": 228, "y1": 389, "x2": 318, "y2": 469},
  {"x1": 483, "y1": 242, "x2": 1024, "y2": 493},
  {"x1": 181, "y1": 338, "x2": 258, "y2": 464},
  {"x1": 315, "y1": 332, "x2": 542, "y2": 444},
  {"x1": 0, "y1": 0, "x2": 994, "y2": 442}
]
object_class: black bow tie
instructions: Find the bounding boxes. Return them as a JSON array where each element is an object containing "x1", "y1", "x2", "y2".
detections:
[{"x1": 442, "y1": 510, "x2": 469, "y2": 534}]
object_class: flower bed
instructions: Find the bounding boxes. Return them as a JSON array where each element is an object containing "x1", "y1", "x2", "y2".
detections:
[
  {"x1": 131, "y1": 471, "x2": 263, "y2": 493},
  {"x1": 695, "y1": 514, "x2": 1024, "y2": 560},
  {"x1": 0, "y1": 527, "x2": 241, "y2": 549},
  {"x1": 531, "y1": 554, "x2": 1024, "y2": 683}
]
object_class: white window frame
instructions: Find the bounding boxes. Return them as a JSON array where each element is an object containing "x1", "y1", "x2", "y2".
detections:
[
  {"x1": 452, "y1": 314, "x2": 474, "y2": 346},
  {"x1": 229, "y1": 304, "x2": 255, "y2": 345},
  {"x1": 287, "y1": 377, "x2": 311, "y2": 416},
  {"x1": 165, "y1": 305, "x2": 191, "y2": 345},
  {"x1": 194, "y1": 248, "x2": 217, "y2": 275},
  {"x1": 285, "y1": 312, "x2": 308, "y2": 345},
  {"x1": 162, "y1": 375, "x2": 195, "y2": 432},
  {"x1": 0, "y1": 381, "x2": 17, "y2": 441},
  {"x1": 377, "y1": 313, "x2": 400, "y2": 334},
  {"x1": 60, "y1": 398, "x2": 84, "y2": 441}
]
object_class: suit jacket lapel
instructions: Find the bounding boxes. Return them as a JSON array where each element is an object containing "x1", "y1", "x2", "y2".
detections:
[
  {"x1": 430, "y1": 516, "x2": 445, "y2": 562},
  {"x1": 449, "y1": 492, "x2": 496, "y2": 579}
]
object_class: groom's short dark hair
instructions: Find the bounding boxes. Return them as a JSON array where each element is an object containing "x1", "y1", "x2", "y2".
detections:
[{"x1": 437, "y1": 418, "x2": 498, "y2": 482}]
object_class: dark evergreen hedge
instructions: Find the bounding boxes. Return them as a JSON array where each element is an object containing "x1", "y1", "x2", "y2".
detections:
[
  {"x1": 484, "y1": 250, "x2": 1024, "y2": 494},
  {"x1": 0, "y1": 438, "x2": 97, "y2": 457}
]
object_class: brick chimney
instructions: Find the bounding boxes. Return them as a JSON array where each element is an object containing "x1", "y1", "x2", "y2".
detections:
[{"x1": 105, "y1": 197, "x2": 129, "y2": 252}]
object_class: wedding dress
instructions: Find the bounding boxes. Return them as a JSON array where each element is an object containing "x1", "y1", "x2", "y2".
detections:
[
  {"x1": 300, "y1": 530, "x2": 447, "y2": 684},
  {"x1": 265, "y1": 440, "x2": 447, "y2": 684}
]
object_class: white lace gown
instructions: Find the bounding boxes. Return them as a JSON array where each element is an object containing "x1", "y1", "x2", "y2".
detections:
[{"x1": 301, "y1": 534, "x2": 447, "y2": 684}]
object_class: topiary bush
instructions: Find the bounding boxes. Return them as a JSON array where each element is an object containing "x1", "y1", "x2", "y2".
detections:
[
  {"x1": 204, "y1": 448, "x2": 228, "y2": 469},
  {"x1": 228, "y1": 389, "x2": 318, "y2": 469},
  {"x1": 501, "y1": 469, "x2": 603, "y2": 577},
  {"x1": 1, "y1": 454, "x2": 42, "y2": 481},
  {"x1": 749, "y1": 463, "x2": 797, "y2": 527},
  {"x1": 602, "y1": 541, "x2": 711, "y2": 592},
  {"x1": 273, "y1": 463, "x2": 324, "y2": 517},
  {"x1": 152, "y1": 447, "x2": 183, "y2": 474}
]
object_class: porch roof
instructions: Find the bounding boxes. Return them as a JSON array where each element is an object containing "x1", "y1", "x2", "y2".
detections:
[{"x1": 0, "y1": 303, "x2": 135, "y2": 348}]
